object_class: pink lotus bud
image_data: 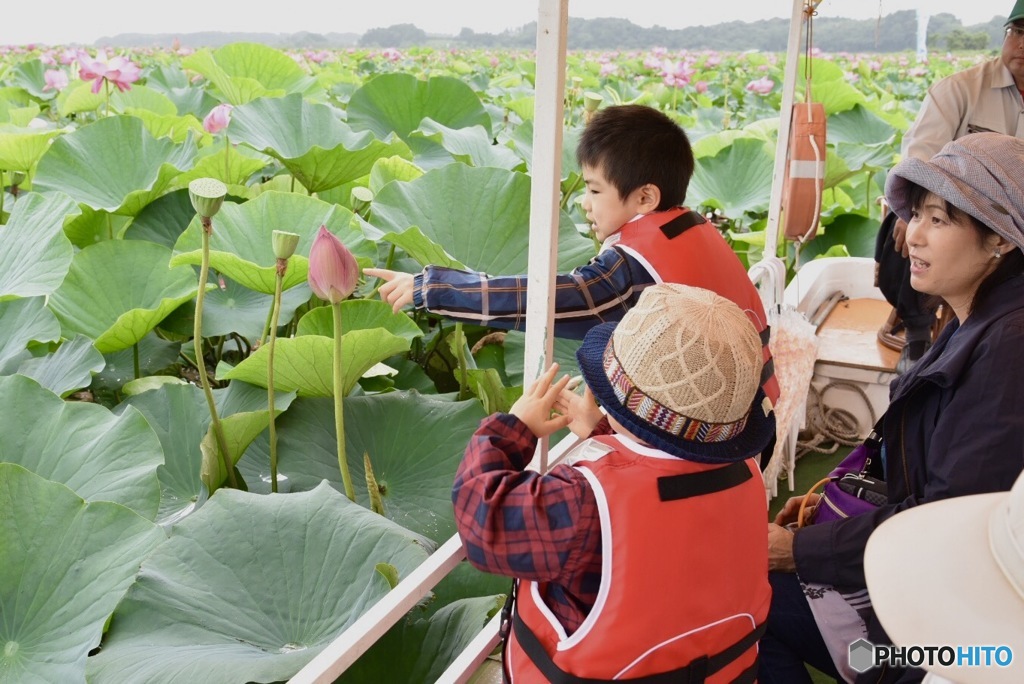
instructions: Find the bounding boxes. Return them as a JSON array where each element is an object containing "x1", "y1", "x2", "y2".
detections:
[
  {"x1": 308, "y1": 226, "x2": 359, "y2": 304},
  {"x1": 203, "y1": 104, "x2": 233, "y2": 134}
]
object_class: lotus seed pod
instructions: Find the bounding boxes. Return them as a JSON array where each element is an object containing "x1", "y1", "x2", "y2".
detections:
[
  {"x1": 188, "y1": 178, "x2": 228, "y2": 219},
  {"x1": 9, "y1": 171, "x2": 26, "y2": 185},
  {"x1": 350, "y1": 186, "x2": 373, "y2": 213},
  {"x1": 272, "y1": 230, "x2": 300, "y2": 260},
  {"x1": 583, "y1": 92, "x2": 603, "y2": 113}
]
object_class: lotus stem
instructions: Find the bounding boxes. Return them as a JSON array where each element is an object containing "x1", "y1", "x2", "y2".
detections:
[
  {"x1": 454, "y1": 322, "x2": 469, "y2": 401},
  {"x1": 224, "y1": 134, "x2": 231, "y2": 183},
  {"x1": 333, "y1": 301, "x2": 355, "y2": 500},
  {"x1": 132, "y1": 342, "x2": 140, "y2": 380},
  {"x1": 267, "y1": 257, "x2": 288, "y2": 493},
  {"x1": 196, "y1": 215, "x2": 237, "y2": 489}
]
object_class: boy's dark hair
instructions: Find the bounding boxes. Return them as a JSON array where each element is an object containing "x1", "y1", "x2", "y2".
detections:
[{"x1": 575, "y1": 104, "x2": 694, "y2": 211}]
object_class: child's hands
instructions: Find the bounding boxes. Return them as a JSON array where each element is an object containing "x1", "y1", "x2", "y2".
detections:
[
  {"x1": 364, "y1": 268, "x2": 414, "y2": 313},
  {"x1": 553, "y1": 381, "x2": 604, "y2": 439},
  {"x1": 510, "y1": 363, "x2": 573, "y2": 438}
]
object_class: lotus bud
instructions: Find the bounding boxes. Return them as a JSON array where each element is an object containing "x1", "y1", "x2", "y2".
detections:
[
  {"x1": 188, "y1": 178, "x2": 228, "y2": 219},
  {"x1": 272, "y1": 230, "x2": 300, "y2": 260},
  {"x1": 308, "y1": 225, "x2": 359, "y2": 304},
  {"x1": 350, "y1": 186, "x2": 373, "y2": 214},
  {"x1": 583, "y1": 92, "x2": 603, "y2": 113}
]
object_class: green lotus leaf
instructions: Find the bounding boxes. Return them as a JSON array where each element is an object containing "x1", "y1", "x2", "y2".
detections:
[
  {"x1": 379, "y1": 225, "x2": 467, "y2": 270},
  {"x1": 347, "y1": 73, "x2": 491, "y2": 141},
  {"x1": 827, "y1": 103, "x2": 898, "y2": 146},
  {"x1": 62, "y1": 204, "x2": 133, "y2": 247},
  {"x1": 55, "y1": 81, "x2": 104, "y2": 117},
  {"x1": 198, "y1": 380, "x2": 298, "y2": 494},
  {"x1": 0, "y1": 297, "x2": 60, "y2": 374},
  {"x1": 369, "y1": 155, "x2": 424, "y2": 192},
  {"x1": 221, "y1": 330, "x2": 410, "y2": 397},
  {"x1": 370, "y1": 165, "x2": 595, "y2": 275},
  {"x1": 799, "y1": 212, "x2": 880, "y2": 262},
  {"x1": 128, "y1": 109, "x2": 206, "y2": 145},
  {"x1": 503, "y1": 330, "x2": 582, "y2": 387},
  {"x1": 33, "y1": 115, "x2": 199, "y2": 216},
  {"x1": 15, "y1": 334, "x2": 104, "y2": 397},
  {"x1": 340, "y1": 595, "x2": 505, "y2": 682},
  {"x1": 85, "y1": 482, "x2": 433, "y2": 684},
  {"x1": 4, "y1": 58, "x2": 49, "y2": 99},
  {"x1": 0, "y1": 123, "x2": 63, "y2": 171},
  {"x1": 0, "y1": 374, "x2": 162, "y2": 517},
  {"x1": 688, "y1": 137, "x2": 775, "y2": 217},
  {"x1": 296, "y1": 299, "x2": 423, "y2": 342},
  {"x1": 239, "y1": 391, "x2": 487, "y2": 543},
  {"x1": 170, "y1": 191, "x2": 374, "y2": 294},
  {"x1": 124, "y1": 187, "x2": 197, "y2": 249},
  {"x1": 93, "y1": 332, "x2": 182, "y2": 393},
  {"x1": 412, "y1": 119, "x2": 524, "y2": 171},
  {"x1": 182, "y1": 42, "x2": 315, "y2": 106},
  {"x1": 48, "y1": 240, "x2": 200, "y2": 354},
  {"x1": 0, "y1": 463, "x2": 164, "y2": 684},
  {"x1": 228, "y1": 94, "x2": 413, "y2": 194},
  {"x1": 0, "y1": 191, "x2": 78, "y2": 300},
  {"x1": 174, "y1": 140, "x2": 270, "y2": 189},
  {"x1": 111, "y1": 84, "x2": 179, "y2": 116}
]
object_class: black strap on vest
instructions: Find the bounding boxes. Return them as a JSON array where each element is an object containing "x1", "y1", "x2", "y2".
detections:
[
  {"x1": 759, "y1": 327, "x2": 771, "y2": 346},
  {"x1": 659, "y1": 211, "x2": 707, "y2": 240},
  {"x1": 657, "y1": 459, "x2": 752, "y2": 502},
  {"x1": 759, "y1": 358, "x2": 775, "y2": 390},
  {"x1": 510, "y1": 612, "x2": 766, "y2": 684}
]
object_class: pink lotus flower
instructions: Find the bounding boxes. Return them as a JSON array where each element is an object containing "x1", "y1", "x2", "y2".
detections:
[
  {"x1": 308, "y1": 226, "x2": 359, "y2": 304},
  {"x1": 745, "y1": 77, "x2": 774, "y2": 95},
  {"x1": 77, "y1": 49, "x2": 141, "y2": 94},
  {"x1": 203, "y1": 104, "x2": 233, "y2": 134},
  {"x1": 43, "y1": 69, "x2": 69, "y2": 92},
  {"x1": 694, "y1": 80, "x2": 709, "y2": 94}
]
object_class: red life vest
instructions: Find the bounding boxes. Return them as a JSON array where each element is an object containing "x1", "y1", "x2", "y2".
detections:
[
  {"x1": 504, "y1": 434, "x2": 771, "y2": 683},
  {"x1": 611, "y1": 208, "x2": 780, "y2": 406}
]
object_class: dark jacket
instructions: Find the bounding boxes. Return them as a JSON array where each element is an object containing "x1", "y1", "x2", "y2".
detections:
[{"x1": 794, "y1": 275, "x2": 1024, "y2": 683}]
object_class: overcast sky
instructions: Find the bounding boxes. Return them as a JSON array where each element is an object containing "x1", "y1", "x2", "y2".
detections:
[{"x1": 0, "y1": 0, "x2": 1014, "y2": 47}]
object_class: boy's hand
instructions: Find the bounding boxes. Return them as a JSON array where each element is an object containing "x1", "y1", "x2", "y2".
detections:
[
  {"x1": 364, "y1": 268, "x2": 414, "y2": 313},
  {"x1": 510, "y1": 363, "x2": 573, "y2": 438},
  {"x1": 553, "y1": 381, "x2": 604, "y2": 439}
]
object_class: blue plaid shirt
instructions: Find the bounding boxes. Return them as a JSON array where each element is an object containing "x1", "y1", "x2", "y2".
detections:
[
  {"x1": 452, "y1": 413, "x2": 614, "y2": 633},
  {"x1": 412, "y1": 247, "x2": 655, "y2": 340}
]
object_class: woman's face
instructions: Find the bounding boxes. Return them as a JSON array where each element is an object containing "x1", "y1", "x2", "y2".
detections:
[{"x1": 905, "y1": 192, "x2": 1000, "y2": 319}]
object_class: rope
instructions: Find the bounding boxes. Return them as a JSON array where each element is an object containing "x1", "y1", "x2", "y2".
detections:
[{"x1": 796, "y1": 380, "x2": 876, "y2": 458}]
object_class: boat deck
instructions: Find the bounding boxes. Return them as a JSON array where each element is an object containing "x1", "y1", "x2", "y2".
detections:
[{"x1": 816, "y1": 297, "x2": 899, "y2": 373}]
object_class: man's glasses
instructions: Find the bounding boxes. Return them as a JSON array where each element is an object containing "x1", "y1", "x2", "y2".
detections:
[{"x1": 1006, "y1": 25, "x2": 1024, "y2": 42}]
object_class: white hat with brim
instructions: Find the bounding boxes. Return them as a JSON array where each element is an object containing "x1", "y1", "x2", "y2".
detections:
[
  {"x1": 864, "y1": 473, "x2": 1024, "y2": 684},
  {"x1": 885, "y1": 132, "x2": 1024, "y2": 252}
]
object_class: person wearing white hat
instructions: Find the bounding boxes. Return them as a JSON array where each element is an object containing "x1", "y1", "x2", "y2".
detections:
[
  {"x1": 865, "y1": 467, "x2": 1024, "y2": 684},
  {"x1": 761, "y1": 132, "x2": 1024, "y2": 684}
]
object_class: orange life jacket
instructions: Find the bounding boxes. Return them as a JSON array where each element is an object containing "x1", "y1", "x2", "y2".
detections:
[
  {"x1": 504, "y1": 434, "x2": 771, "y2": 683},
  {"x1": 611, "y1": 208, "x2": 780, "y2": 406}
]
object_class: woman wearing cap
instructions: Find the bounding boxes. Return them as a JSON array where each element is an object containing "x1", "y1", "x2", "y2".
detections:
[
  {"x1": 452, "y1": 283, "x2": 776, "y2": 682},
  {"x1": 762, "y1": 132, "x2": 1024, "y2": 684}
]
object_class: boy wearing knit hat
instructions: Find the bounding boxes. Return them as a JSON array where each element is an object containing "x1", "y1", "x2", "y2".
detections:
[{"x1": 452, "y1": 283, "x2": 776, "y2": 682}]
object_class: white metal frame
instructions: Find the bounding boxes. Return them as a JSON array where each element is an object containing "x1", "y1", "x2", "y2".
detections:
[{"x1": 289, "y1": 1, "x2": 810, "y2": 680}]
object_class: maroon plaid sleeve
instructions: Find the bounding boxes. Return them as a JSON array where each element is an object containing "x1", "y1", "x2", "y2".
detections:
[{"x1": 452, "y1": 413, "x2": 600, "y2": 584}]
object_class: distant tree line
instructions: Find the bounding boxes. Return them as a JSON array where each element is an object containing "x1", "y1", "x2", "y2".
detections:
[
  {"x1": 101, "y1": 11, "x2": 1004, "y2": 53},
  {"x1": 360, "y1": 11, "x2": 1004, "y2": 53}
]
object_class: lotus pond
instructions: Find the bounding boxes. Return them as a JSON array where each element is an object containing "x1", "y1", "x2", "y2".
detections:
[{"x1": 0, "y1": 41, "x2": 987, "y2": 682}]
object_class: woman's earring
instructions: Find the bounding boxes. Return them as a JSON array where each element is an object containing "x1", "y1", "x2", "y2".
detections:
[{"x1": 994, "y1": 250, "x2": 1002, "y2": 259}]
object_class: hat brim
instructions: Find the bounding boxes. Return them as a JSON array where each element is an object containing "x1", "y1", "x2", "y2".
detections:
[
  {"x1": 885, "y1": 155, "x2": 1023, "y2": 251},
  {"x1": 865, "y1": 493, "x2": 1024, "y2": 684},
  {"x1": 576, "y1": 321, "x2": 775, "y2": 464}
]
